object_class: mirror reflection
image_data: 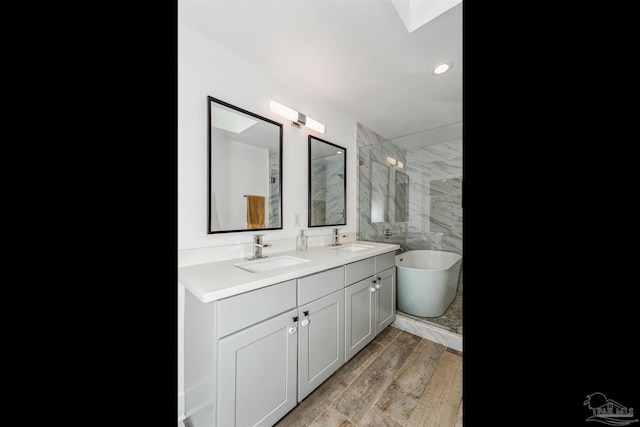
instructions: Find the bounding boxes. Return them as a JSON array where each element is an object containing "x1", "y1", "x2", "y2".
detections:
[
  {"x1": 208, "y1": 96, "x2": 283, "y2": 233},
  {"x1": 308, "y1": 136, "x2": 346, "y2": 227},
  {"x1": 371, "y1": 161, "x2": 389, "y2": 223},
  {"x1": 395, "y1": 170, "x2": 409, "y2": 223}
]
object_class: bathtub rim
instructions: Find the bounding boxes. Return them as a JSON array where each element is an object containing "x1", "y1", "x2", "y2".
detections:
[{"x1": 395, "y1": 249, "x2": 462, "y2": 272}]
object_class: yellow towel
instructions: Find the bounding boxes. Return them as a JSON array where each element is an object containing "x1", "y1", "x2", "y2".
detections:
[{"x1": 246, "y1": 195, "x2": 265, "y2": 229}]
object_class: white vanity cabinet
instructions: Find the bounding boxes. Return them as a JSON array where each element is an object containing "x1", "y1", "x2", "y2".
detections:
[
  {"x1": 184, "y1": 279, "x2": 298, "y2": 427},
  {"x1": 374, "y1": 266, "x2": 396, "y2": 334},
  {"x1": 344, "y1": 251, "x2": 396, "y2": 362},
  {"x1": 296, "y1": 266, "x2": 345, "y2": 401},
  {"x1": 217, "y1": 308, "x2": 298, "y2": 427},
  {"x1": 182, "y1": 244, "x2": 399, "y2": 427}
]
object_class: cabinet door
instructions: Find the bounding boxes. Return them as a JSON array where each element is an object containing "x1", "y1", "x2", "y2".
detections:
[
  {"x1": 217, "y1": 309, "x2": 298, "y2": 427},
  {"x1": 344, "y1": 276, "x2": 375, "y2": 362},
  {"x1": 298, "y1": 289, "x2": 344, "y2": 401},
  {"x1": 375, "y1": 267, "x2": 396, "y2": 335}
]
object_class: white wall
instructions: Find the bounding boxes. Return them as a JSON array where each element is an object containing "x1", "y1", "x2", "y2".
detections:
[
  {"x1": 178, "y1": 22, "x2": 357, "y2": 251},
  {"x1": 178, "y1": 21, "x2": 359, "y2": 422},
  {"x1": 213, "y1": 138, "x2": 270, "y2": 230}
]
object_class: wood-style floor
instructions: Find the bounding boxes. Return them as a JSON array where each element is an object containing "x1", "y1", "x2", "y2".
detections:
[{"x1": 274, "y1": 325, "x2": 463, "y2": 427}]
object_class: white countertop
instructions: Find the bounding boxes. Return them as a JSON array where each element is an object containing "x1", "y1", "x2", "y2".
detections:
[{"x1": 178, "y1": 240, "x2": 400, "y2": 303}]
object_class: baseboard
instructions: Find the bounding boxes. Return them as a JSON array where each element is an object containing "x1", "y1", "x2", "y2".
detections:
[
  {"x1": 178, "y1": 392, "x2": 186, "y2": 423},
  {"x1": 392, "y1": 313, "x2": 462, "y2": 352}
]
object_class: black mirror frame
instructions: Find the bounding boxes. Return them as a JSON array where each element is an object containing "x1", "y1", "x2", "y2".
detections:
[
  {"x1": 308, "y1": 135, "x2": 347, "y2": 228},
  {"x1": 207, "y1": 96, "x2": 284, "y2": 234}
]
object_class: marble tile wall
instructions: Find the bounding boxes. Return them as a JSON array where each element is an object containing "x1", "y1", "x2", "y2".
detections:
[
  {"x1": 325, "y1": 162, "x2": 345, "y2": 224},
  {"x1": 269, "y1": 150, "x2": 280, "y2": 228},
  {"x1": 310, "y1": 161, "x2": 346, "y2": 225},
  {"x1": 356, "y1": 123, "x2": 463, "y2": 291},
  {"x1": 405, "y1": 140, "x2": 462, "y2": 255},
  {"x1": 357, "y1": 123, "x2": 407, "y2": 248},
  {"x1": 405, "y1": 139, "x2": 462, "y2": 291},
  {"x1": 310, "y1": 162, "x2": 328, "y2": 225}
]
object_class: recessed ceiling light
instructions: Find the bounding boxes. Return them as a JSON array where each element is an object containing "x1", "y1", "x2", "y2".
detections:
[{"x1": 432, "y1": 62, "x2": 452, "y2": 75}]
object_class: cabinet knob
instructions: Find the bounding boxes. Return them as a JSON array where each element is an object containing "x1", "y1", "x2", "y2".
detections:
[
  {"x1": 301, "y1": 319, "x2": 310, "y2": 327},
  {"x1": 288, "y1": 326, "x2": 297, "y2": 334},
  {"x1": 370, "y1": 287, "x2": 376, "y2": 293},
  {"x1": 375, "y1": 283, "x2": 381, "y2": 289}
]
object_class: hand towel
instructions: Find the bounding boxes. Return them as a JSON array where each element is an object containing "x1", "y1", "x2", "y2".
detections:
[{"x1": 246, "y1": 195, "x2": 265, "y2": 229}]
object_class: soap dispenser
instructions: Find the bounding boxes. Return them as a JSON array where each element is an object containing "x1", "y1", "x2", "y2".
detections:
[{"x1": 296, "y1": 229, "x2": 308, "y2": 251}]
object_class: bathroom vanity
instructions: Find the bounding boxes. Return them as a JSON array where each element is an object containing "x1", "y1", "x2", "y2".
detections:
[{"x1": 180, "y1": 241, "x2": 399, "y2": 427}]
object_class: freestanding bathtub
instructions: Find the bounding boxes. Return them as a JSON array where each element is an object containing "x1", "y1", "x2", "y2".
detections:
[{"x1": 396, "y1": 250, "x2": 462, "y2": 317}]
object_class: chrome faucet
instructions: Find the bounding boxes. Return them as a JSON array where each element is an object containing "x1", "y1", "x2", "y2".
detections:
[
  {"x1": 330, "y1": 228, "x2": 341, "y2": 246},
  {"x1": 247, "y1": 234, "x2": 270, "y2": 260}
]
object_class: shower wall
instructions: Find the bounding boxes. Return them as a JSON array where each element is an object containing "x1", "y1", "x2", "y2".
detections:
[
  {"x1": 310, "y1": 160, "x2": 344, "y2": 225},
  {"x1": 357, "y1": 124, "x2": 407, "y2": 248},
  {"x1": 356, "y1": 124, "x2": 463, "y2": 291},
  {"x1": 405, "y1": 141, "x2": 462, "y2": 254},
  {"x1": 269, "y1": 150, "x2": 280, "y2": 228}
]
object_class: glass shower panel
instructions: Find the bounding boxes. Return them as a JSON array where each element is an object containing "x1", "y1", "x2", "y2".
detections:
[
  {"x1": 357, "y1": 142, "x2": 407, "y2": 248},
  {"x1": 357, "y1": 123, "x2": 463, "y2": 335}
]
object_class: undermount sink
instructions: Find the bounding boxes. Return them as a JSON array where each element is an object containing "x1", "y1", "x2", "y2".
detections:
[
  {"x1": 234, "y1": 255, "x2": 310, "y2": 273},
  {"x1": 332, "y1": 244, "x2": 374, "y2": 252}
]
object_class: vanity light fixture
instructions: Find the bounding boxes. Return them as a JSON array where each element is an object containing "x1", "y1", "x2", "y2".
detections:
[
  {"x1": 270, "y1": 100, "x2": 326, "y2": 134},
  {"x1": 432, "y1": 61, "x2": 452, "y2": 75}
]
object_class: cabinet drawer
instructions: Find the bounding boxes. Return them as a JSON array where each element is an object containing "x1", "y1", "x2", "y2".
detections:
[
  {"x1": 217, "y1": 279, "x2": 297, "y2": 338},
  {"x1": 375, "y1": 251, "x2": 396, "y2": 273},
  {"x1": 298, "y1": 266, "x2": 344, "y2": 306},
  {"x1": 345, "y1": 257, "x2": 374, "y2": 285}
]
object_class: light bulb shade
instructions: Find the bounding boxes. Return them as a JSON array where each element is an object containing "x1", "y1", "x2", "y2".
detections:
[
  {"x1": 305, "y1": 116, "x2": 325, "y2": 134},
  {"x1": 270, "y1": 100, "x2": 325, "y2": 133},
  {"x1": 270, "y1": 100, "x2": 299, "y2": 122}
]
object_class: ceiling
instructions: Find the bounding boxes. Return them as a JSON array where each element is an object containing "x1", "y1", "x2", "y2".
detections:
[{"x1": 179, "y1": 0, "x2": 462, "y2": 148}]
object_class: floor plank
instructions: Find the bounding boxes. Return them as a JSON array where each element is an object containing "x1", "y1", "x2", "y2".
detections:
[
  {"x1": 372, "y1": 325, "x2": 402, "y2": 347},
  {"x1": 273, "y1": 326, "x2": 462, "y2": 427},
  {"x1": 371, "y1": 338, "x2": 446, "y2": 425},
  {"x1": 359, "y1": 404, "x2": 403, "y2": 427},
  {"x1": 308, "y1": 406, "x2": 355, "y2": 427},
  {"x1": 454, "y1": 398, "x2": 463, "y2": 427},
  {"x1": 332, "y1": 331, "x2": 422, "y2": 424},
  {"x1": 274, "y1": 341, "x2": 385, "y2": 427},
  {"x1": 405, "y1": 350, "x2": 463, "y2": 427}
]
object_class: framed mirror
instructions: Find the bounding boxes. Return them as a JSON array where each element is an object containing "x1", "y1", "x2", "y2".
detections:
[
  {"x1": 308, "y1": 136, "x2": 346, "y2": 227},
  {"x1": 208, "y1": 96, "x2": 283, "y2": 234}
]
